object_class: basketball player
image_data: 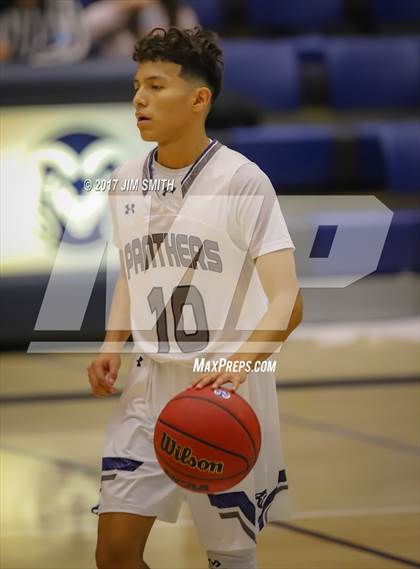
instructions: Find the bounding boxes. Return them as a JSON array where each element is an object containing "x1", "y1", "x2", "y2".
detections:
[{"x1": 87, "y1": 27, "x2": 302, "y2": 569}]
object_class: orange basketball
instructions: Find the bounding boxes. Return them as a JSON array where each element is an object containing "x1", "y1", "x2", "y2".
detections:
[{"x1": 153, "y1": 386, "x2": 261, "y2": 493}]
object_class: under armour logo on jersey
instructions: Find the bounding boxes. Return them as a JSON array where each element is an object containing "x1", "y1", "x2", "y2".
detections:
[
  {"x1": 125, "y1": 203, "x2": 135, "y2": 214},
  {"x1": 136, "y1": 356, "x2": 143, "y2": 367},
  {"x1": 208, "y1": 559, "x2": 221, "y2": 568}
]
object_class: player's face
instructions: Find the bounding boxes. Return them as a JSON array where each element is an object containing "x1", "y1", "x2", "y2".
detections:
[{"x1": 133, "y1": 61, "x2": 201, "y2": 143}]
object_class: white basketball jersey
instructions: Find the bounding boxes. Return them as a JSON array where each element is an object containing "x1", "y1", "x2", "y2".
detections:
[
  {"x1": 109, "y1": 140, "x2": 295, "y2": 365},
  {"x1": 107, "y1": 140, "x2": 295, "y2": 526}
]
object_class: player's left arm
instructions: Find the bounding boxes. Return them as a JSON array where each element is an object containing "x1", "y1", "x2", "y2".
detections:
[{"x1": 191, "y1": 248, "x2": 303, "y2": 390}]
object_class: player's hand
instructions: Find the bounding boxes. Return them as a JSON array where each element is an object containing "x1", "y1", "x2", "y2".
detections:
[
  {"x1": 188, "y1": 370, "x2": 247, "y2": 392},
  {"x1": 87, "y1": 353, "x2": 121, "y2": 397}
]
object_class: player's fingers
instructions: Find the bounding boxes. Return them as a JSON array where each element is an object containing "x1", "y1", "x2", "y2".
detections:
[
  {"x1": 104, "y1": 374, "x2": 118, "y2": 394},
  {"x1": 93, "y1": 361, "x2": 118, "y2": 393},
  {"x1": 92, "y1": 360, "x2": 107, "y2": 383},
  {"x1": 212, "y1": 373, "x2": 245, "y2": 391},
  {"x1": 87, "y1": 366, "x2": 105, "y2": 396},
  {"x1": 87, "y1": 366, "x2": 114, "y2": 397},
  {"x1": 87, "y1": 365, "x2": 98, "y2": 389},
  {"x1": 108, "y1": 361, "x2": 120, "y2": 382},
  {"x1": 192, "y1": 373, "x2": 220, "y2": 389},
  {"x1": 87, "y1": 365, "x2": 100, "y2": 391},
  {"x1": 212, "y1": 374, "x2": 236, "y2": 391},
  {"x1": 104, "y1": 371, "x2": 116, "y2": 388}
]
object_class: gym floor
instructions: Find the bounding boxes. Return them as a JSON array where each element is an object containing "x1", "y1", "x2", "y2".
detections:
[{"x1": 1, "y1": 318, "x2": 419, "y2": 569}]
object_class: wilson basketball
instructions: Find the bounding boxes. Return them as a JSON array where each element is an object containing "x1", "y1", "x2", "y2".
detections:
[{"x1": 153, "y1": 386, "x2": 261, "y2": 493}]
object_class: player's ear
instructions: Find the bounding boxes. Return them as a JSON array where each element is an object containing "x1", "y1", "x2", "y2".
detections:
[{"x1": 192, "y1": 86, "x2": 212, "y2": 113}]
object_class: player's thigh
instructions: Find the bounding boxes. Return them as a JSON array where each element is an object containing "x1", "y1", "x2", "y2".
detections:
[{"x1": 96, "y1": 512, "x2": 156, "y2": 556}]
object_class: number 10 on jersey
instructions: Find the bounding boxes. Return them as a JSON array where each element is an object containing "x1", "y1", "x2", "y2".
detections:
[{"x1": 148, "y1": 285, "x2": 210, "y2": 353}]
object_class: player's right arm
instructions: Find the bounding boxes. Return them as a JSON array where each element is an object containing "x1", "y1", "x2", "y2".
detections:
[{"x1": 87, "y1": 251, "x2": 131, "y2": 397}]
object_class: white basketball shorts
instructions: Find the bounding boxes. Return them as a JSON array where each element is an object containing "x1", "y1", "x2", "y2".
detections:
[{"x1": 92, "y1": 354, "x2": 291, "y2": 552}]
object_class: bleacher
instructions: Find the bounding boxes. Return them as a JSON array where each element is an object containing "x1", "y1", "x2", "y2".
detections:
[
  {"x1": 186, "y1": 0, "x2": 420, "y2": 33},
  {"x1": 185, "y1": 0, "x2": 420, "y2": 277}
]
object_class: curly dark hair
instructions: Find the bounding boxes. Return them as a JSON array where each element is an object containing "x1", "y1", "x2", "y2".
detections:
[{"x1": 133, "y1": 27, "x2": 224, "y2": 104}]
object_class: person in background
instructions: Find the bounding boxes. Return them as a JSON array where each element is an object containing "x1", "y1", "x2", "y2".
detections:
[
  {"x1": 84, "y1": 0, "x2": 198, "y2": 58},
  {"x1": 0, "y1": 0, "x2": 90, "y2": 64}
]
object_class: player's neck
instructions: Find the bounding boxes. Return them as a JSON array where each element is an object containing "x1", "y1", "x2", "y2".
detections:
[{"x1": 156, "y1": 129, "x2": 211, "y2": 169}]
